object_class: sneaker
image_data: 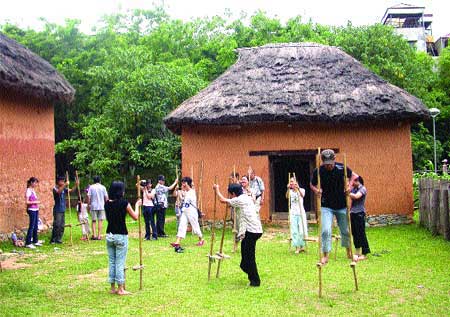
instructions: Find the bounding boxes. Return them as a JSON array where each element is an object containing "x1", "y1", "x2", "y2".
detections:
[
  {"x1": 26, "y1": 244, "x2": 36, "y2": 249},
  {"x1": 34, "y1": 242, "x2": 43, "y2": 247},
  {"x1": 196, "y1": 240, "x2": 205, "y2": 247},
  {"x1": 174, "y1": 246, "x2": 184, "y2": 253},
  {"x1": 151, "y1": 237, "x2": 158, "y2": 241}
]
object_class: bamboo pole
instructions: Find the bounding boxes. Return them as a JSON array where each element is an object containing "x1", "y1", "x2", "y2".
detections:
[
  {"x1": 344, "y1": 154, "x2": 358, "y2": 291},
  {"x1": 208, "y1": 176, "x2": 218, "y2": 281},
  {"x1": 232, "y1": 165, "x2": 238, "y2": 253},
  {"x1": 288, "y1": 172, "x2": 292, "y2": 250},
  {"x1": 216, "y1": 194, "x2": 229, "y2": 278},
  {"x1": 135, "y1": 175, "x2": 144, "y2": 290},
  {"x1": 315, "y1": 148, "x2": 323, "y2": 298},
  {"x1": 65, "y1": 171, "x2": 73, "y2": 246},
  {"x1": 199, "y1": 160, "x2": 205, "y2": 228}
]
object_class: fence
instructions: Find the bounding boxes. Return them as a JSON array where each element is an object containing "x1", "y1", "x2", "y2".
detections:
[{"x1": 418, "y1": 178, "x2": 450, "y2": 240}]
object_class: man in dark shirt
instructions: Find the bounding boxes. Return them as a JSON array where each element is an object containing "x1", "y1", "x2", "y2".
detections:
[
  {"x1": 50, "y1": 176, "x2": 78, "y2": 244},
  {"x1": 310, "y1": 149, "x2": 356, "y2": 265}
]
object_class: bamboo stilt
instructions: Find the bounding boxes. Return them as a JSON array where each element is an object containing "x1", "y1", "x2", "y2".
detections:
[
  {"x1": 208, "y1": 176, "x2": 218, "y2": 281},
  {"x1": 65, "y1": 171, "x2": 73, "y2": 247},
  {"x1": 232, "y1": 166, "x2": 238, "y2": 253},
  {"x1": 316, "y1": 148, "x2": 323, "y2": 298},
  {"x1": 344, "y1": 154, "x2": 358, "y2": 291},
  {"x1": 136, "y1": 175, "x2": 144, "y2": 290}
]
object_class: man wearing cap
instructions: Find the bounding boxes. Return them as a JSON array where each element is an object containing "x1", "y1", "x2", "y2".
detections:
[
  {"x1": 154, "y1": 175, "x2": 178, "y2": 237},
  {"x1": 310, "y1": 149, "x2": 357, "y2": 265}
]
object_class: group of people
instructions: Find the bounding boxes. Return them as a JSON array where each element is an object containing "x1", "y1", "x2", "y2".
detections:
[{"x1": 23, "y1": 149, "x2": 370, "y2": 294}]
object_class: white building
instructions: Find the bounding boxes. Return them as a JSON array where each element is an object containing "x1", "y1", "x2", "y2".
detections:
[{"x1": 381, "y1": 3, "x2": 433, "y2": 53}]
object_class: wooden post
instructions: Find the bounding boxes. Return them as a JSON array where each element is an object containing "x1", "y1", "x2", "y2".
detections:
[
  {"x1": 232, "y1": 165, "x2": 238, "y2": 253},
  {"x1": 441, "y1": 181, "x2": 450, "y2": 240},
  {"x1": 418, "y1": 178, "x2": 425, "y2": 227},
  {"x1": 439, "y1": 180, "x2": 448, "y2": 236},
  {"x1": 427, "y1": 178, "x2": 433, "y2": 229},
  {"x1": 216, "y1": 200, "x2": 229, "y2": 278},
  {"x1": 430, "y1": 180, "x2": 440, "y2": 236}
]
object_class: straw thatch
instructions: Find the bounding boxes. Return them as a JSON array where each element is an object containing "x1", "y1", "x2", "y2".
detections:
[
  {"x1": 165, "y1": 43, "x2": 429, "y2": 134},
  {"x1": 0, "y1": 32, "x2": 75, "y2": 103}
]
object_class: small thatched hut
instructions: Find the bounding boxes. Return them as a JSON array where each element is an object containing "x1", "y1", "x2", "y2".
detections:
[
  {"x1": 165, "y1": 43, "x2": 429, "y2": 224},
  {"x1": 0, "y1": 32, "x2": 75, "y2": 233}
]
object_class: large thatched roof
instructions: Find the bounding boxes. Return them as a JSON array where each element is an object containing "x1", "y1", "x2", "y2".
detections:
[
  {"x1": 0, "y1": 32, "x2": 75, "y2": 103},
  {"x1": 164, "y1": 43, "x2": 429, "y2": 134}
]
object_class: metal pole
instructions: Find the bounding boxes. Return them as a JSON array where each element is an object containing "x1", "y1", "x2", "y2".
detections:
[{"x1": 433, "y1": 116, "x2": 437, "y2": 174}]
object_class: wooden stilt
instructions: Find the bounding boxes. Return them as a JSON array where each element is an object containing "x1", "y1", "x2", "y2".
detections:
[
  {"x1": 344, "y1": 154, "x2": 358, "y2": 291},
  {"x1": 135, "y1": 175, "x2": 144, "y2": 290},
  {"x1": 316, "y1": 148, "x2": 323, "y2": 298},
  {"x1": 208, "y1": 176, "x2": 218, "y2": 281}
]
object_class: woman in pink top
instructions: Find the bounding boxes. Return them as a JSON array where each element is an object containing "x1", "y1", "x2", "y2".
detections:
[{"x1": 25, "y1": 177, "x2": 41, "y2": 248}]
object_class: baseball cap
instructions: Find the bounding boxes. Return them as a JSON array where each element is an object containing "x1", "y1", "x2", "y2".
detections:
[
  {"x1": 321, "y1": 149, "x2": 336, "y2": 164},
  {"x1": 158, "y1": 175, "x2": 165, "y2": 181}
]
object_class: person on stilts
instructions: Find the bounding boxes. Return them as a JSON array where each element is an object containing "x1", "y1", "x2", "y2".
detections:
[
  {"x1": 310, "y1": 149, "x2": 356, "y2": 265},
  {"x1": 171, "y1": 177, "x2": 205, "y2": 253},
  {"x1": 349, "y1": 175, "x2": 370, "y2": 261},
  {"x1": 213, "y1": 182, "x2": 263, "y2": 287},
  {"x1": 286, "y1": 176, "x2": 307, "y2": 254}
]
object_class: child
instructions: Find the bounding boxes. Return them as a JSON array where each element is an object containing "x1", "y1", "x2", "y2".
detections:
[
  {"x1": 141, "y1": 180, "x2": 155, "y2": 240},
  {"x1": 286, "y1": 177, "x2": 308, "y2": 254},
  {"x1": 11, "y1": 229, "x2": 25, "y2": 247},
  {"x1": 77, "y1": 191, "x2": 90, "y2": 241},
  {"x1": 171, "y1": 177, "x2": 205, "y2": 253},
  {"x1": 349, "y1": 176, "x2": 370, "y2": 261},
  {"x1": 213, "y1": 182, "x2": 263, "y2": 287},
  {"x1": 25, "y1": 177, "x2": 41, "y2": 249}
]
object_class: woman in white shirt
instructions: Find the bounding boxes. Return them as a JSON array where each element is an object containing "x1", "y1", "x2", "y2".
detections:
[
  {"x1": 170, "y1": 177, "x2": 205, "y2": 253},
  {"x1": 214, "y1": 182, "x2": 263, "y2": 287},
  {"x1": 286, "y1": 177, "x2": 308, "y2": 254}
]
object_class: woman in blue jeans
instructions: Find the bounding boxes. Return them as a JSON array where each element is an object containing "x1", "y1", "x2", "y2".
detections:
[
  {"x1": 25, "y1": 177, "x2": 42, "y2": 249},
  {"x1": 105, "y1": 181, "x2": 140, "y2": 295}
]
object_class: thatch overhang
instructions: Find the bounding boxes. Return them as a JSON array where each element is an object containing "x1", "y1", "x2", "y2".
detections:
[
  {"x1": 164, "y1": 43, "x2": 429, "y2": 135},
  {"x1": 0, "y1": 32, "x2": 75, "y2": 104}
]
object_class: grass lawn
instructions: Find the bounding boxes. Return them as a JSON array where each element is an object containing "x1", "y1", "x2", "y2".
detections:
[{"x1": 0, "y1": 213, "x2": 449, "y2": 317}]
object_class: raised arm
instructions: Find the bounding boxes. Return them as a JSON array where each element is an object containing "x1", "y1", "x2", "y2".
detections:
[
  {"x1": 213, "y1": 184, "x2": 229, "y2": 204},
  {"x1": 127, "y1": 201, "x2": 141, "y2": 221},
  {"x1": 168, "y1": 178, "x2": 179, "y2": 191}
]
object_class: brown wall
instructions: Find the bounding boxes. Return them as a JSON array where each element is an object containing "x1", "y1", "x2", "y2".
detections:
[
  {"x1": 181, "y1": 123, "x2": 414, "y2": 221},
  {"x1": 0, "y1": 91, "x2": 55, "y2": 232}
]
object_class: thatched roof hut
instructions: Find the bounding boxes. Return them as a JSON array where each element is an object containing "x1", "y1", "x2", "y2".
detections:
[
  {"x1": 0, "y1": 32, "x2": 75, "y2": 103},
  {"x1": 165, "y1": 42, "x2": 428, "y2": 134},
  {"x1": 164, "y1": 42, "x2": 428, "y2": 224},
  {"x1": 0, "y1": 33, "x2": 75, "y2": 233}
]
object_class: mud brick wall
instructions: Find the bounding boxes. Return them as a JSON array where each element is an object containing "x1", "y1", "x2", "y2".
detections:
[
  {"x1": 181, "y1": 123, "x2": 414, "y2": 221},
  {"x1": 0, "y1": 91, "x2": 55, "y2": 232}
]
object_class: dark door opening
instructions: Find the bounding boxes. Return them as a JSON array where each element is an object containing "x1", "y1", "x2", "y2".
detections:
[{"x1": 270, "y1": 155, "x2": 315, "y2": 214}]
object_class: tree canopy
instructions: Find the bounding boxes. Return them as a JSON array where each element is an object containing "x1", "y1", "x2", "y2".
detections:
[{"x1": 2, "y1": 8, "x2": 449, "y2": 181}]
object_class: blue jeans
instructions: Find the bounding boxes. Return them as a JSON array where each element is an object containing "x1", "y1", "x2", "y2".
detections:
[
  {"x1": 321, "y1": 207, "x2": 350, "y2": 253},
  {"x1": 26, "y1": 209, "x2": 39, "y2": 245},
  {"x1": 106, "y1": 234, "x2": 128, "y2": 285}
]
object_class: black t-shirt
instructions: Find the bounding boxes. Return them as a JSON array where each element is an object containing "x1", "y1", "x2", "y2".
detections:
[
  {"x1": 105, "y1": 199, "x2": 129, "y2": 235},
  {"x1": 311, "y1": 163, "x2": 352, "y2": 210}
]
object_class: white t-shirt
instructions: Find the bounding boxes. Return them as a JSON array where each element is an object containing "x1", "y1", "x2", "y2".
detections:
[
  {"x1": 228, "y1": 194, "x2": 263, "y2": 237},
  {"x1": 289, "y1": 188, "x2": 305, "y2": 215},
  {"x1": 155, "y1": 184, "x2": 169, "y2": 208},
  {"x1": 182, "y1": 189, "x2": 197, "y2": 214},
  {"x1": 88, "y1": 183, "x2": 108, "y2": 211},
  {"x1": 142, "y1": 188, "x2": 155, "y2": 207}
]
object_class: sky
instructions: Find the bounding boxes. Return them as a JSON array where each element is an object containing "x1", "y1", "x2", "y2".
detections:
[{"x1": 0, "y1": 0, "x2": 448, "y2": 38}]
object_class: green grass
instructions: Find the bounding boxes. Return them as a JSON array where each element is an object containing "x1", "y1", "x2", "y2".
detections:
[{"x1": 0, "y1": 215, "x2": 449, "y2": 317}]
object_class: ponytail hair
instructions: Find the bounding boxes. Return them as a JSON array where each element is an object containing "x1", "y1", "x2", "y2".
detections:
[{"x1": 27, "y1": 177, "x2": 39, "y2": 188}]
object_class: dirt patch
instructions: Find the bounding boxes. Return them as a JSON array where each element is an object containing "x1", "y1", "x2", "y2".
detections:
[{"x1": 0, "y1": 253, "x2": 31, "y2": 271}]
